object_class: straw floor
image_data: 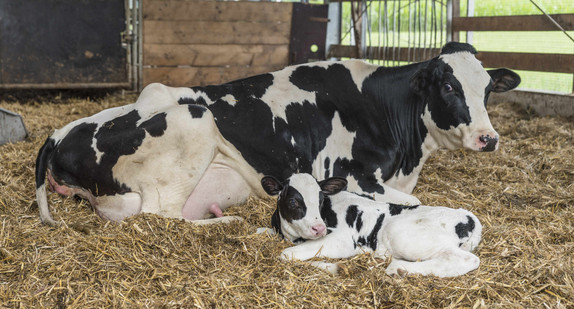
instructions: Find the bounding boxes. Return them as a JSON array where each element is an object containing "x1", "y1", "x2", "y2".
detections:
[{"x1": 0, "y1": 92, "x2": 572, "y2": 308}]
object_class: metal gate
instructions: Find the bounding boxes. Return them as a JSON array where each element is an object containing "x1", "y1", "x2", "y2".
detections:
[{"x1": 0, "y1": 0, "x2": 138, "y2": 89}]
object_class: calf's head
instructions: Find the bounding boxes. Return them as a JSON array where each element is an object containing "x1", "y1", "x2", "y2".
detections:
[
  {"x1": 411, "y1": 42, "x2": 521, "y2": 152},
  {"x1": 261, "y1": 173, "x2": 347, "y2": 242}
]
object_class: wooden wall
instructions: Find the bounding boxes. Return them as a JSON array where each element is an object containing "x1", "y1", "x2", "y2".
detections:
[{"x1": 142, "y1": 0, "x2": 292, "y2": 87}]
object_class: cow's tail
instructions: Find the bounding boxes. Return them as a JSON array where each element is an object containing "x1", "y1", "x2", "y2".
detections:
[{"x1": 35, "y1": 137, "x2": 57, "y2": 226}]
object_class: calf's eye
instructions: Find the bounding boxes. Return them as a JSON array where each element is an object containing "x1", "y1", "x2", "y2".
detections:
[
  {"x1": 289, "y1": 198, "x2": 298, "y2": 208},
  {"x1": 443, "y1": 83, "x2": 453, "y2": 92}
]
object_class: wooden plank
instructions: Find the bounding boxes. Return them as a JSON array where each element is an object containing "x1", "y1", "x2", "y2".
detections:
[
  {"x1": 143, "y1": 1, "x2": 292, "y2": 23},
  {"x1": 476, "y1": 52, "x2": 574, "y2": 74},
  {"x1": 143, "y1": 44, "x2": 289, "y2": 67},
  {"x1": 328, "y1": 45, "x2": 441, "y2": 62},
  {"x1": 143, "y1": 20, "x2": 291, "y2": 45},
  {"x1": 453, "y1": 14, "x2": 574, "y2": 31},
  {"x1": 143, "y1": 65, "x2": 286, "y2": 87}
]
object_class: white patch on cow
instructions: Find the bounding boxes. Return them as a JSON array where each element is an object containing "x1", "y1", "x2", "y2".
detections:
[
  {"x1": 313, "y1": 112, "x2": 356, "y2": 177},
  {"x1": 260, "y1": 66, "x2": 318, "y2": 128},
  {"x1": 290, "y1": 136, "x2": 296, "y2": 146},
  {"x1": 342, "y1": 59, "x2": 379, "y2": 92},
  {"x1": 438, "y1": 52, "x2": 498, "y2": 151},
  {"x1": 221, "y1": 94, "x2": 238, "y2": 107}
]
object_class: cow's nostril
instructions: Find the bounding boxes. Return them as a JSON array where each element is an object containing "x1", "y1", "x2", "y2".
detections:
[{"x1": 479, "y1": 135, "x2": 498, "y2": 152}]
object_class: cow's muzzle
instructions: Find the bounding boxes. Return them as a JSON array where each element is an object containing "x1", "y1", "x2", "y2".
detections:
[{"x1": 479, "y1": 134, "x2": 498, "y2": 152}]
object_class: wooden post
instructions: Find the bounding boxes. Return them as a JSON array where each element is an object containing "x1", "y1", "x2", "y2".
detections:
[
  {"x1": 351, "y1": 1, "x2": 363, "y2": 58},
  {"x1": 452, "y1": 0, "x2": 460, "y2": 42}
]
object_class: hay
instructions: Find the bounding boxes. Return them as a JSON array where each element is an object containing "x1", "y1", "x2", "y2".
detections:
[{"x1": 1, "y1": 93, "x2": 572, "y2": 308}]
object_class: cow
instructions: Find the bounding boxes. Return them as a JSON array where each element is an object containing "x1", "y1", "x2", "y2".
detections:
[
  {"x1": 261, "y1": 173, "x2": 483, "y2": 277},
  {"x1": 36, "y1": 42, "x2": 520, "y2": 225}
]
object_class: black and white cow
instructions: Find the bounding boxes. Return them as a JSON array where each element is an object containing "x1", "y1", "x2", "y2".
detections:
[
  {"x1": 36, "y1": 42, "x2": 519, "y2": 225},
  {"x1": 261, "y1": 173, "x2": 482, "y2": 277}
]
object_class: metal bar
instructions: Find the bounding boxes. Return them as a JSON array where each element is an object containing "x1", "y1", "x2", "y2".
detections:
[
  {"x1": 0, "y1": 83, "x2": 132, "y2": 89},
  {"x1": 137, "y1": 0, "x2": 143, "y2": 91}
]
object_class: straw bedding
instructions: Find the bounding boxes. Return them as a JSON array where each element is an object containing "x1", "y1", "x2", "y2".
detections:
[{"x1": 0, "y1": 92, "x2": 572, "y2": 308}]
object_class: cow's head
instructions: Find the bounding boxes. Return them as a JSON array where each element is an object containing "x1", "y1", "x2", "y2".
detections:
[
  {"x1": 261, "y1": 173, "x2": 347, "y2": 242},
  {"x1": 411, "y1": 42, "x2": 520, "y2": 152}
]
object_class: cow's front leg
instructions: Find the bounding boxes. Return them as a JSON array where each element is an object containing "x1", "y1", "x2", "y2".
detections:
[
  {"x1": 385, "y1": 248, "x2": 480, "y2": 278},
  {"x1": 371, "y1": 185, "x2": 421, "y2": 205}
]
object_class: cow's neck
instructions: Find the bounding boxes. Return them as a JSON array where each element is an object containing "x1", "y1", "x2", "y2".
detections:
[{"x1": 362, "y1": 61, "x2": 439, "y2": 193}]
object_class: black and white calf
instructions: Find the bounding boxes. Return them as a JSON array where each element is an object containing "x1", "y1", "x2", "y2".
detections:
[{"x1": 261, "y1": 173, "x2": 482, "y2": 277}]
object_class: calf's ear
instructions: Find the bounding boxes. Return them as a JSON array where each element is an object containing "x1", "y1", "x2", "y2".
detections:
[
  {"x1": 261, "y1": 176, "x2": 283, "y2": 195},
  {"x1": 319, "y1": 177, "x2": 348, "y2": 195},
  {"x1": 488, "y1": 68, "x2": 521, "y2": 92}
]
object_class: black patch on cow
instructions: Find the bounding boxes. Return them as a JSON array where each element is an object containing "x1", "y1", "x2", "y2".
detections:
[
  {"x1": 422, "y1": 60, "x2": 472, "y2": 131},
  {"x1": 356, "y1": 211, "x2": 364, "y2": 232},
  {"x1": 320, "y1": 196, "x2": 338, "y2": 228},
  {"x1": 356, "y1": 213, "x2": 385, "y2": 251},
  {"x1": 388, "y1": 203, "x2": 420, "y2": 216},
  {"x1": 345, "y1": 205, "x2": 359, "y2": 227},
  {"x1": 178, "y1": 97, "x2": 195, "y2": 105},
  {"x1": 324, "y1": 157, "x2": 330, "y2": 180},
  {"x1": 187, "y1": 105, "x2": 207, "y2": 119},
  {"x1": 455, "y1": 215, "x2": 475, "y2": 239},
  {"x1": 140, "y1": 113, "x2": 168, "y2": 137},
  {"x1": 440, "y1": 42, "x2": 477, "y2": 55},
  {"x1": 49, "y1": 110, "x2": 170, "y2": 197},
  {"x1": 277, "y1": 186, "x2": 306, "y2": 223},
  {"x1": 345, "y1": 205, "x2": 364, "y2": 232}
]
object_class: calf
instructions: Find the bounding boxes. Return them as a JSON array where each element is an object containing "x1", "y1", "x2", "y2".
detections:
[{"x1": 261, "y1": 173, "x2": 482, "y2": 277}]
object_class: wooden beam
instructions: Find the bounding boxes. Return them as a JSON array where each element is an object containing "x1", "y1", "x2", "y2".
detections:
[
  {"x1": 143, "y1": 20, "x2": 290, "y2": 45},
  {"x1": 477, "y1": 52, "x2": 574, "y2": 74},
  {"x1": 143, "y1": 44, "x2": 288, "y2": 67},
  {"x1": 453, "y1": 14, "x2": 574, "y2": 31},
  {"x1": 143, "y1": 1, "x2": 292, "y2": 23},
  {"x1": 143, "y1": 65, "x2": 286, "y2": 88}
]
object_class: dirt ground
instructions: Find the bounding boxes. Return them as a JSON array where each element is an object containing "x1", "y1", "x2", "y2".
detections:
[{"x1": 0, "y1": 92, "x2": 572, "y2": 308}]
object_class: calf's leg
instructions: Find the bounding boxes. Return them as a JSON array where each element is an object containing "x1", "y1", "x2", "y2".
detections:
[{"x1": 385, "y1": 248, "x2": 480, "y2": 278}]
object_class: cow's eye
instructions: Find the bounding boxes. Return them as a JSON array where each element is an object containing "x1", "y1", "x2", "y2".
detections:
[{"x1": 443, "y1": 83, "x2": 453, "y2": 92}]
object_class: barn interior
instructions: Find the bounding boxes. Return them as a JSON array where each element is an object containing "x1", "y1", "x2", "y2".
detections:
[{"x1": 0, "y1": 0, "x2": 573, "y2": 307}]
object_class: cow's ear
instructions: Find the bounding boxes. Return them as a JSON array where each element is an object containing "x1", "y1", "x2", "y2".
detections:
[
  {"x1": 319, "y1": 177, "x2": 347, "y2": 195},
  {"x1": 410, "y1": 68, "x2": 431, "y2": 96},
  {"x1": 261, "y1": 176, "x2": 283, "y2": 195},
  {"x1": 488, "y1": 68, "x2": 521, "y2": 92}
]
